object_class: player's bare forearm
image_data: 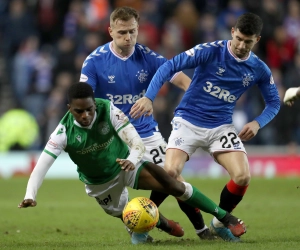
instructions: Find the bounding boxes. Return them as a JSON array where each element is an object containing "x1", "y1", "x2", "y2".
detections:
[
  {"x1": 130, "y1": 97, "x2": 153, "y2": 119},
  {"x1": 238, "y1": 120, "x2": 260, "y2": 141},
  {"x1": 116, "y1": 158, "x2": 135, "y2": 171},
  {"x1": 18, "y1": 199, "x2": 37, "y2": 208}
]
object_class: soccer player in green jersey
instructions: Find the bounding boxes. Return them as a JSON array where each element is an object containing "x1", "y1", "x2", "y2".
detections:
[{"x1": 18, "y1": 82, "x2": 246, "y2": 244}]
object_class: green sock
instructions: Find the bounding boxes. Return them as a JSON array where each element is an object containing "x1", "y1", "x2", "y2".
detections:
[
  {"x1": 156, "y1": 219, "x2": 161, "y2": 227},
  {"x1": 184, "y1": 186, "x2": 226, "y2": 220}
]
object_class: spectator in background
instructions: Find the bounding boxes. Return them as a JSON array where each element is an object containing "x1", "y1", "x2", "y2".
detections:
[
  {"x1": 283, "y1": 0, "x2": 300, "y2": 42},
  {"x1": 0, "y1": 109, "x2": 39, "y2": 152},
  {"x1": 217, "y1": 0, "x2": 246, "y2": 40},
  {"x1": 257, "y1": 0, "x2": 284, "y2": 57},
  {"x1": 12, "y1": 36, "x2": 40, "y2": 107},
  {"x1": 1, "y1": 0, "x2": 37, "y2": 65},
  {"x1": 195, "y1": 13, "x2": 218, "y2": 44},
  {"x1": 266, "y1": 25, "x2": 296, "y2": 72}
]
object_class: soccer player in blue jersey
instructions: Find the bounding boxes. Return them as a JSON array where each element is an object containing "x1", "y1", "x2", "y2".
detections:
[
  {"x1": 131, "y1": 13, "x2": 281, "y2": 242},
  {"x1": 79, "y1": 6, "x2": 213, "y2": 242}
]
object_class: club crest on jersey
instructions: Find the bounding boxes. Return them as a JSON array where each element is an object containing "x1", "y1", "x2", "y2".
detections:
[
  {"x1": 136, "y1": 69, "x2": 148, "y2": 83},
  {"x1": 76, "y1": 135, "x2": 82, "y2": 142},
  {"x1": 98, "y1": 122, "x2": 110, "y2": 135},
  {"x1": 241, "y1": 73, "x2": 254, "y2": 87},
  {"x1": 216, "y1": 67, "x2": 225, "y2": 76},
  {"x1": 108, "y1": 75, "x2": 115, "y2": 83}
]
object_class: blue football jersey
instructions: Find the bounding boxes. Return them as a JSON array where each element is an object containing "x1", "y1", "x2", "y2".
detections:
[
  {"x1": 145, "y1": 40, "x2": 280, "y2": 129},
  {"x1": 80, "y1": 42, "x2": 170, "y2": 138}
]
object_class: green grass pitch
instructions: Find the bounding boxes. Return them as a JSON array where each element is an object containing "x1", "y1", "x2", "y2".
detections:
[{"x1": 1, "y1": 177, "x2": 300, "y2": 250}]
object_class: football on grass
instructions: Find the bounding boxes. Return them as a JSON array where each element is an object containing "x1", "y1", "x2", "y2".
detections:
[{"x1": 122, "y1": 197, "x2": 159, "y2": 233}]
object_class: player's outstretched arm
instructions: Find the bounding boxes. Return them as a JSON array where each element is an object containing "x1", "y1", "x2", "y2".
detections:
[
  {"x1": 18, "y1": 199, "x2": 37, "y2": 208},
  {"x1": 17, "y1": 152, "x2": 56, "y2": 209},
  {"x1": 283, "y1": 87, "x2": 300, "y2": 106}
]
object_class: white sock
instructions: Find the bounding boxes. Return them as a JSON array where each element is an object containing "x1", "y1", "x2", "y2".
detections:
[
  {"x1": 212, "y1": 217, "x2": 224, "y2": 228},
  {"x1": 195, "y1": 225, "x2": 208, "y2": 234}
]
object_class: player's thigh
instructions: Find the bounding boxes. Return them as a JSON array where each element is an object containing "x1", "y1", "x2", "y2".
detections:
[
  {"x1": 137, "y1": 162, "x2": 184, "y2": 197},
  {"x1": 209, "y1": 124, "x2": 250, "y2": 176},
  {"x1": 85, "y1": 176, "x2": 129, "y2": 217},
  {"x1": 215, "y1": 151, "x2": 250, "y2": 177},
  {"x1": 142, "y1": 133, "x2": 186, "y2": 180}
]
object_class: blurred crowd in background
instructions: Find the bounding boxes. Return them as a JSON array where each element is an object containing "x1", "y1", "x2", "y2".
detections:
[{"x1": 0, "y1": 0, "x2": 300, "y2": 151}]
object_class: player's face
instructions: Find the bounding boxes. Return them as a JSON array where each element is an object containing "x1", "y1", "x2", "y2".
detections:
[
  {"x1": 108, "y1": 17, "x2": 139, "y2": 56},
  {"x1": 230, "y1": 28, "x2": 261, "y2": 59},
  {"x1": 68, "y1": 98, "x2": 96, "y2": 127}
]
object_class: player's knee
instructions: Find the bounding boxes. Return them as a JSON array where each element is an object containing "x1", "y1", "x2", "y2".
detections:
[
  {"x1": 233, "y1": 172, "x2": 251, "y2": 186},
  {"x1": 164, "y1": 166, "x2": 181, "y2": 179}
]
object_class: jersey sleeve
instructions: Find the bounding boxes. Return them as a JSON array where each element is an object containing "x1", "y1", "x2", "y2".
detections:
[
  {"x1": 145, "y1": 44, "x2": 207, "y2": 101},
  {"x1": 24, "y1": 152, "x2": 56, "y2": 200},
  {"x1": 254, "y1": 69, "x2": 281, "y2": 128},
  {"x1": 24, "y1": 124, "x2": 68, "y2": 200},
  {"x1": 109, "y1": 102, "x2": 130, "y2": 132},
  {"x1": 109, "y1": 102, "x2": 145, "y2": 165},
  {"x1": 44, "y1": 124, "x2": 67, "y2": 159},
  {"x1": 80, "y1": 51, "x2": 98, "y2": 91}
]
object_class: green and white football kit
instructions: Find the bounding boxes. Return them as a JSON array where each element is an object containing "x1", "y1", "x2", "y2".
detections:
[{"x1": 24, "y1": 99, "x2": 146, "y2": 217}]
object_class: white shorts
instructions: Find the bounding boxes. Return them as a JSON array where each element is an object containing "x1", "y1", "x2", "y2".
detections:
[
  {"x1": 167, "y1": 117, "x2": 246, "y2": 159},
  {"x1": 142, "y1": 132, "x2": 167, "y2": 167},
  {"x1": 85, "y1": 160, "x2": 146, "y2": 217}
]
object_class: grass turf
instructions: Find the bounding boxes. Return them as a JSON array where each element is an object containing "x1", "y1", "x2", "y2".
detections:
[{"x1": 1, "y1": 177, "x2": 300, "y2": 250}]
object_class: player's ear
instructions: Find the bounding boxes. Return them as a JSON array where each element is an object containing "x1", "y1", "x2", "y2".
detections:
[
  {"x1": 231, "y1": 27, "x2": 235, "y2": 37},
  {"x1": 108, "y1": 26, "x2": 113, "y2": 38},
  {"x1": 255, "y1": 35, "x2": 261, "y2": 43}
]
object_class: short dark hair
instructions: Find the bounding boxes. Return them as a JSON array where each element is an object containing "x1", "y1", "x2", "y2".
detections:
[
  {"x1": 68, "y1": 82, "x2": 94, "y2": 103},
  {"x1": 110, "y1": 6, "x2": 140, "y2": 25},
  {"x1": 234, "y1": 13, "x2": 263, "y2": 36}
]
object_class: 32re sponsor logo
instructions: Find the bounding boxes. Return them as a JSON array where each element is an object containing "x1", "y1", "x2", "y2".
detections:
[
  {"x1": 106, "y1": 89, "x2": 145, "y2": 104},
  {"x1": 203, "y1": 81, "x2": 236, "y2": 103}
]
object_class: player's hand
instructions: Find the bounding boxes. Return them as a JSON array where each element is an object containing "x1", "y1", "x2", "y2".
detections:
[
  {"x1": 18, "y1": 199, "x2": 37, "y2": 208},
  {"x1": 283, "y1": 87, "x2": 300, "y2": 106},
  {"x1": 130, "y1": 97, "x2": 153, "y2": 119},
  {"x1": 238, "y1": 120, "x2": 260, "y2": 141},
  {"x1": 116, "y1": 158, "x2": 135, "y2": 171}
]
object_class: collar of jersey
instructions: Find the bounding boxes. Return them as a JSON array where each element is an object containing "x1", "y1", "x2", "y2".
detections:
[
  {"x1": 227, "y1": 40, "x2": 251, "y2": 62},
  {"x1": 74, "y1": 111, "x2": 97, "y2": 129},
  {"x1": 109, "y1": 42, "x2": 135, "y2": 61}
]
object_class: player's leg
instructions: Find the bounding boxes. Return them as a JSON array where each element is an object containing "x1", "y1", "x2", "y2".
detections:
[
  {"x1": 143, "y1": 133, "x2": 212, "y2": 239},
  {"x1": 214, "y1": 151, "x2": 250, "y2": 213},
  {"x1": 163, "y1": 119, "x2": 215, "y2": 239},
  {"x1": 208, "y1": 124, "x2": 250, "y2": 242},
  {"x1": 84, "y1": 174, "x2": 153, "y2": 244},
  {"x1": 121, "y1": 160, "x2": 184, "y2": 239},
  {"x1": 138, "y1": 162, "x2": 246, "y2": 238}
]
